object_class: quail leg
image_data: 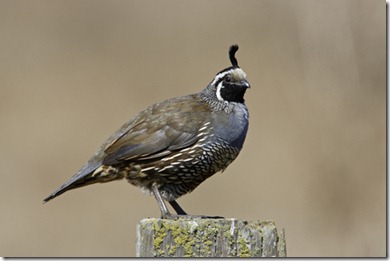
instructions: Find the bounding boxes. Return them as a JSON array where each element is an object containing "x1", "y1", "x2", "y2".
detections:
[
  {"x1": 169, "y1": 200, "x2": 187, "y2": 215},
  {"x1": 152, "y1": 184, "x2": 224, "y2": 219},
  {"x1": 169, "y1": 200, "x2": 224, "y2": 219},
  {"x1": 151, "y1": 184, "x2": 174, "y2": 219},
  {"x1": 169, "y1": 200, "x2": 224, "y2": 218}
]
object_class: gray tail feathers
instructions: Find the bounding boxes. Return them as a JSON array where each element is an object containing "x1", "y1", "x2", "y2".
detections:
[
  {"x1": 43, "y1": 164, "x2": 126, "y2": 203},
  {"x1": 43, "y1": 172, "x2": 98, "y2": 203},
  {"x1": 43, "y1": 159, "x2": 106, "y2": 203}
]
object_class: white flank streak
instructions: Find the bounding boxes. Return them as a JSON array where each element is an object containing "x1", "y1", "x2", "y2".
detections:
[
  {"x1": 198, "y1": 137, "x2": 207, "y2": 142},
  {"x1": 197, "y1": 132, "x2": 205, "y2": 137},
  {"x1": 158, "y1": 165, "x2": 174, "y2": 172},
  {"x1": 141, "y1": 167, "x2": 155, "y2": 172},
  {"x1": 192, "y1": 144, "x2": 201, "y2": 148},
  {"x1": 161, "y1": 153, "x2": 182, "y2": 161},
  {"x1": 180, "y1": 147, "x2": 192, "y2": 152}
]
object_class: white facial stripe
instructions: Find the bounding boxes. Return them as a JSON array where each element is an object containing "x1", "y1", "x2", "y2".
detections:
[
  {"x1": 216, "y1": 82, "x2": 225, "y2": 101},
  {"x1": 210, "y1": 70, "x2": 232, "y2": 86}
]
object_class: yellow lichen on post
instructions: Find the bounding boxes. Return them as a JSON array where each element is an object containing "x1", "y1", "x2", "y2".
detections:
[{"x1": 136, "y1": 218, "x2": 286, "y2": 257}]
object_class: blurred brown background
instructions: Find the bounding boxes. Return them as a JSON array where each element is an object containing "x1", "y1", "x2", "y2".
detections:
[{"x1": 0, "y1": 0, "x2": 385, "y2": 257}]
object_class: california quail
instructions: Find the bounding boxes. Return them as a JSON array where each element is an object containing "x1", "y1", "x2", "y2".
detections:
[{"x1": 43, "y1": 45, "x2": 250, "y2": 219}]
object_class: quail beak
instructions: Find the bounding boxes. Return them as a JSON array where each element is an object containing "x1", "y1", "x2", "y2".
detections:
[{"x1": 241, "y1": 79, "x2": 251, "y2": 89}]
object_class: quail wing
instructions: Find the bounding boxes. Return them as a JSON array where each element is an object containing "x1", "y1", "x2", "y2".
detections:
[{"x1": 43, "y1": 94, "x2": 212, "y2": 202}]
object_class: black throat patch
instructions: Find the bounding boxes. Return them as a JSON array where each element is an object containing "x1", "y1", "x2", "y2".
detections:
[{"x1": 220, "y1": 83, "x2": 247, "y2": 103}]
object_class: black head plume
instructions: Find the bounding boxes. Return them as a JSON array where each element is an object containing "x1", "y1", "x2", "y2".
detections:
[{"x1": 229, "y1": 44, "x2": 239, "y2": 67}]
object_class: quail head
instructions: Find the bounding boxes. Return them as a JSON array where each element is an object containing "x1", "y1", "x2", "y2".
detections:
[{"x1": 44, "y1": 45, "x2": 250, "y2": 219}]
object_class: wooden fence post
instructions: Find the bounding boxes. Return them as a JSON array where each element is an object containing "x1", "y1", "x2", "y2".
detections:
[{"x1": 136, "y1": 218, "x2": 286, "y2": 257}]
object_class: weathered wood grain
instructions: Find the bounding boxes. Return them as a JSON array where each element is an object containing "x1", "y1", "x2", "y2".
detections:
[{"x1": 136, "y1": 218, "x2": 286, "y2": 257}]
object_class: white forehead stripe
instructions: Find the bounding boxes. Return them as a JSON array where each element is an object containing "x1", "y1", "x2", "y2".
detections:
[
  {"x1": 211, "y1": 68, "x2": 247, "y2": 86},
  {"x1": 210, "y1": 70, "x2": 230, "y2": 86}
]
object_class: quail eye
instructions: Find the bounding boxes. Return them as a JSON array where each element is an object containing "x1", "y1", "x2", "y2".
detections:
[{"x1": 225, "y1": 76, "x2": 231, "y2": 82}]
